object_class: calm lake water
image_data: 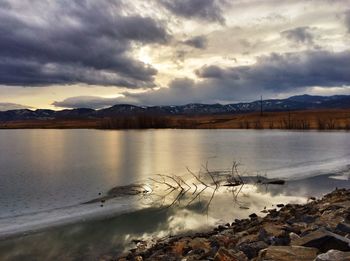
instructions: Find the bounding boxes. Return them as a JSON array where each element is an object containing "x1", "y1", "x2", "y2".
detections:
[{"x1": 0, "y1": 129, "x2": 350, "y2": 260}]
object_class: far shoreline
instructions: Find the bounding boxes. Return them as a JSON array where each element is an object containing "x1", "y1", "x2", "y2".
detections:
[{"x1": 1, "y1": 109, "x2": 350, "y2": 130}]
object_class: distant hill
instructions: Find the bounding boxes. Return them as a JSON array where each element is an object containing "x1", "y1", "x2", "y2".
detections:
[{"x1": 1, "y1": 94, "x2": 350, "y2": 121}]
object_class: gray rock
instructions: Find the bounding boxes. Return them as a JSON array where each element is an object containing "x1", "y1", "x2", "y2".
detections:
[
  {"x1": 214, "y1": 247, "x2": 248, "y2": 261},
  {"x1": 292, "y1": 228, "x2": 350, "y2": 252},
  {"x1": 289, "y1": 232, "x2": 301, "y2": 242},
  {"x1": 336, "y1": 223, "x2": 350, "y2": 234},
  {"x1": 237, "y1": 241, "x2": 269, "y2": 259},
  {"x1": 314, "y1": 249, "x2": 350, "y2": 261},
  {"x1": 302, "y1": 215, "x2": 317, "y2": 224},
  {"x1": 257, "y1": 246, "x2": 318, "y2": 261}
]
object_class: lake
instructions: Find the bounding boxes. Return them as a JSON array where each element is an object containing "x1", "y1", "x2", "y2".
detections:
[{"x1": 0, "y1": 129, "x2": 350, "y2": 260}]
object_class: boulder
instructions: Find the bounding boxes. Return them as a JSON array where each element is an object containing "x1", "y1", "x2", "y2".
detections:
[
  {"x1": 149, "y1": 252, "x2": 178, "y2": 261},
  {"x1": 336, "y1": 223, "x2": 350, "y2": 234},
  {"x1": 211, "y1": 234, "x2": 237, "y2": 248},
  {"x1": 249, "y1": 213, "x2": 258, "y2": 219},
  {"x1": 262, "y1": 224, "x2": 285, "y2": 237},
  {"x1": 237, "y1": 241, "x2": 269, "y2": 259},
  {"x1": 301, "y1": 215, "x2": 317, "y2": 224},
  {"x1": 214, "y1": 247, "x2": 248, "y2": 261},
  {"x1": 292, "y1": 228, "x2": 350, "y2": 252},
  {"x1": 314, "y1": 249, "x2": 350, "y2": 261},
  {"x1": 188, "y1": 237, "x2": 211, "y2": 253},
  {"x1": 318, "y1": 210, "x2": 344, "y2": 229},
  {"x1": 172, "y1": 240, "x2": 188, "y2": 255},
  {"x1": 289, "y1": 232, "x2": 301, "y2": 242},
  {"x1": 237, "y1": 233, "x2": 259, "y2": 245},
  {"x1": 257, "y1": 246, "x2": 318, "y2": 261}
]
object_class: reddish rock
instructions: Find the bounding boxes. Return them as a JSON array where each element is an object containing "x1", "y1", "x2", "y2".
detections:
[
  {"x1": 257, "y1": 246, "x2": 318, "y2": 261},
  {"x1": 214, "y1": 247, "x2": 247, "y2": 261}
]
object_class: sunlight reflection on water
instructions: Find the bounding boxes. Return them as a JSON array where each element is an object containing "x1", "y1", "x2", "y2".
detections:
[{"x1": 1, "y1": 129, "x2": 350, "y2": 260}]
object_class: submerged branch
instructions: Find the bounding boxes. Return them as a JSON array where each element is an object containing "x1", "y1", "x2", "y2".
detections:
[{"x1": 86, "y1": 162, "x2": 285, "y2": 215}]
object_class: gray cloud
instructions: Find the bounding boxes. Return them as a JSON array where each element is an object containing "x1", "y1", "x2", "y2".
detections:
[
  {"x1": 196, "y1": 50, "x2": 350, "y2": 91},
  {"x1": 0, "y1": 59, "x2": 156, "y2": 88},
  {"x1": 183, "y1": 35, "x2": 208, "y2": 49},
  {"x1": 0, "y1": 0, "x2": 170, "y2": 88},
  {"x1": 53, "y1": 78, "x2": 198, "y2": 108},
  {"x1": 281, "y1": 27, "x2": 315, "y2": 45},
  {"x1": 195, "y1": 65, "x2": 224, "y2": 78},
  {"x1": 345, "y1": 10, "x2": 350, "y2": 33},
  {"x1": 52, "y1": 96, "x2": 135, "y2": 109},
  {"x1": 53, "y1": 50, "x2": 350, "y2": 107},
  {"x1": 160, "y1": 0, "x2": 226, "y2": 24},
  {"x1": 0, "y1": 102, "x2": 32, "y2": 111}
]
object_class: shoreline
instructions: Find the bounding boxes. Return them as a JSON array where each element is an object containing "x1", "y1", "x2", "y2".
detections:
[
  {"x1": 1, "y1": 109, "x2": 350, "y2": 130},
  {"x1": 112, "y1": 189, "x2": 350, "y2": 261}
]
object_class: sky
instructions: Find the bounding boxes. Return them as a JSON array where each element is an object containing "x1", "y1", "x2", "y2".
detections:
[{"x1": 0, "y1": 0, "x2": 350, "y2": 110}]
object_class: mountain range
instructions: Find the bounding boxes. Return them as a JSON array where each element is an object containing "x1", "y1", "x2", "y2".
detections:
[{"x1": 1, "y1": 94, "x2": 350, "y2": 121}]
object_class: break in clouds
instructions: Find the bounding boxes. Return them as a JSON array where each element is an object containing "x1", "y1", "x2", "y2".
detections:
[{"x1": 1, "y1": 0, "x2": 350, "y2": 109}]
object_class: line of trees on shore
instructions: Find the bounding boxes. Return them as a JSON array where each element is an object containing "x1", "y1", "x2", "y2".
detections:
[{"x1": 100, "y1": 115, "x2": 172, "y2": 129}]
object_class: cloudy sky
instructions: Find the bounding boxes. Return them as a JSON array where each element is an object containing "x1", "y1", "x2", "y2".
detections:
[{"x1": 1, "y1": 0, "x2": 350, "y2": 110}]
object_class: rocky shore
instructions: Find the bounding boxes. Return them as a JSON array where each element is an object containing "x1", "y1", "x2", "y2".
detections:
[{"x1": 106, "y1": 188, "x2": 350, "y2": 261}]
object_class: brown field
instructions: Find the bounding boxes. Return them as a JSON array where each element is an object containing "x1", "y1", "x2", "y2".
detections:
[
  {"x1": 1, "y1": 109, "x2": 350, "y2": 130},
  {"x1": 0, "y1": 119, "x2": 100, "y2": 129},
  {"x1": 188, "y1": 109, "x2": 350, "y2": 130}
]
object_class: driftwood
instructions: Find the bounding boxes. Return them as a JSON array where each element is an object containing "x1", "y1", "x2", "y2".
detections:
[
  {"x1": 84, "y1": 184, "x2": 150, "y2": 204},
  {"x1": 86, "y1": 162, "x2": 286, "y2": 212},
  {"x1": 144, "y1": 161, "x2": 246, "y2": 213}
]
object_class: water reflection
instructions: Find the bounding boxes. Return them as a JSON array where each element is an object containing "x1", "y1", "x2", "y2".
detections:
[
  {"x1": 1, "y1": 129, "x2": 350, "y2": 219},
  {"x1": 1, "y1": 172, "x2": 350, "y2": 261},
  {"x1": 257, "y1": 173, "x2": 350, "y2": 198}
]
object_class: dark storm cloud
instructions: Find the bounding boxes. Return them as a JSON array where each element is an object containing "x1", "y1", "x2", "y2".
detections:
[
  {"x1": 183, "y1": 35, "x2": 208, "y2": 49},
  {"x1": 281, "y1": 27, "x2": 315, "y2": 45},
  {"x1": 0, "y1": 59, "x2": 150, "y2": 87},
  {"x1": 160, "y1": 0, "x2": 226, "y2": 24},
  {"x1": 196, "y1": 50, "x2": 350, "y2": 91},
  {"x1": 0, "y1": 0, "x2": 170, "y2": 87}
]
